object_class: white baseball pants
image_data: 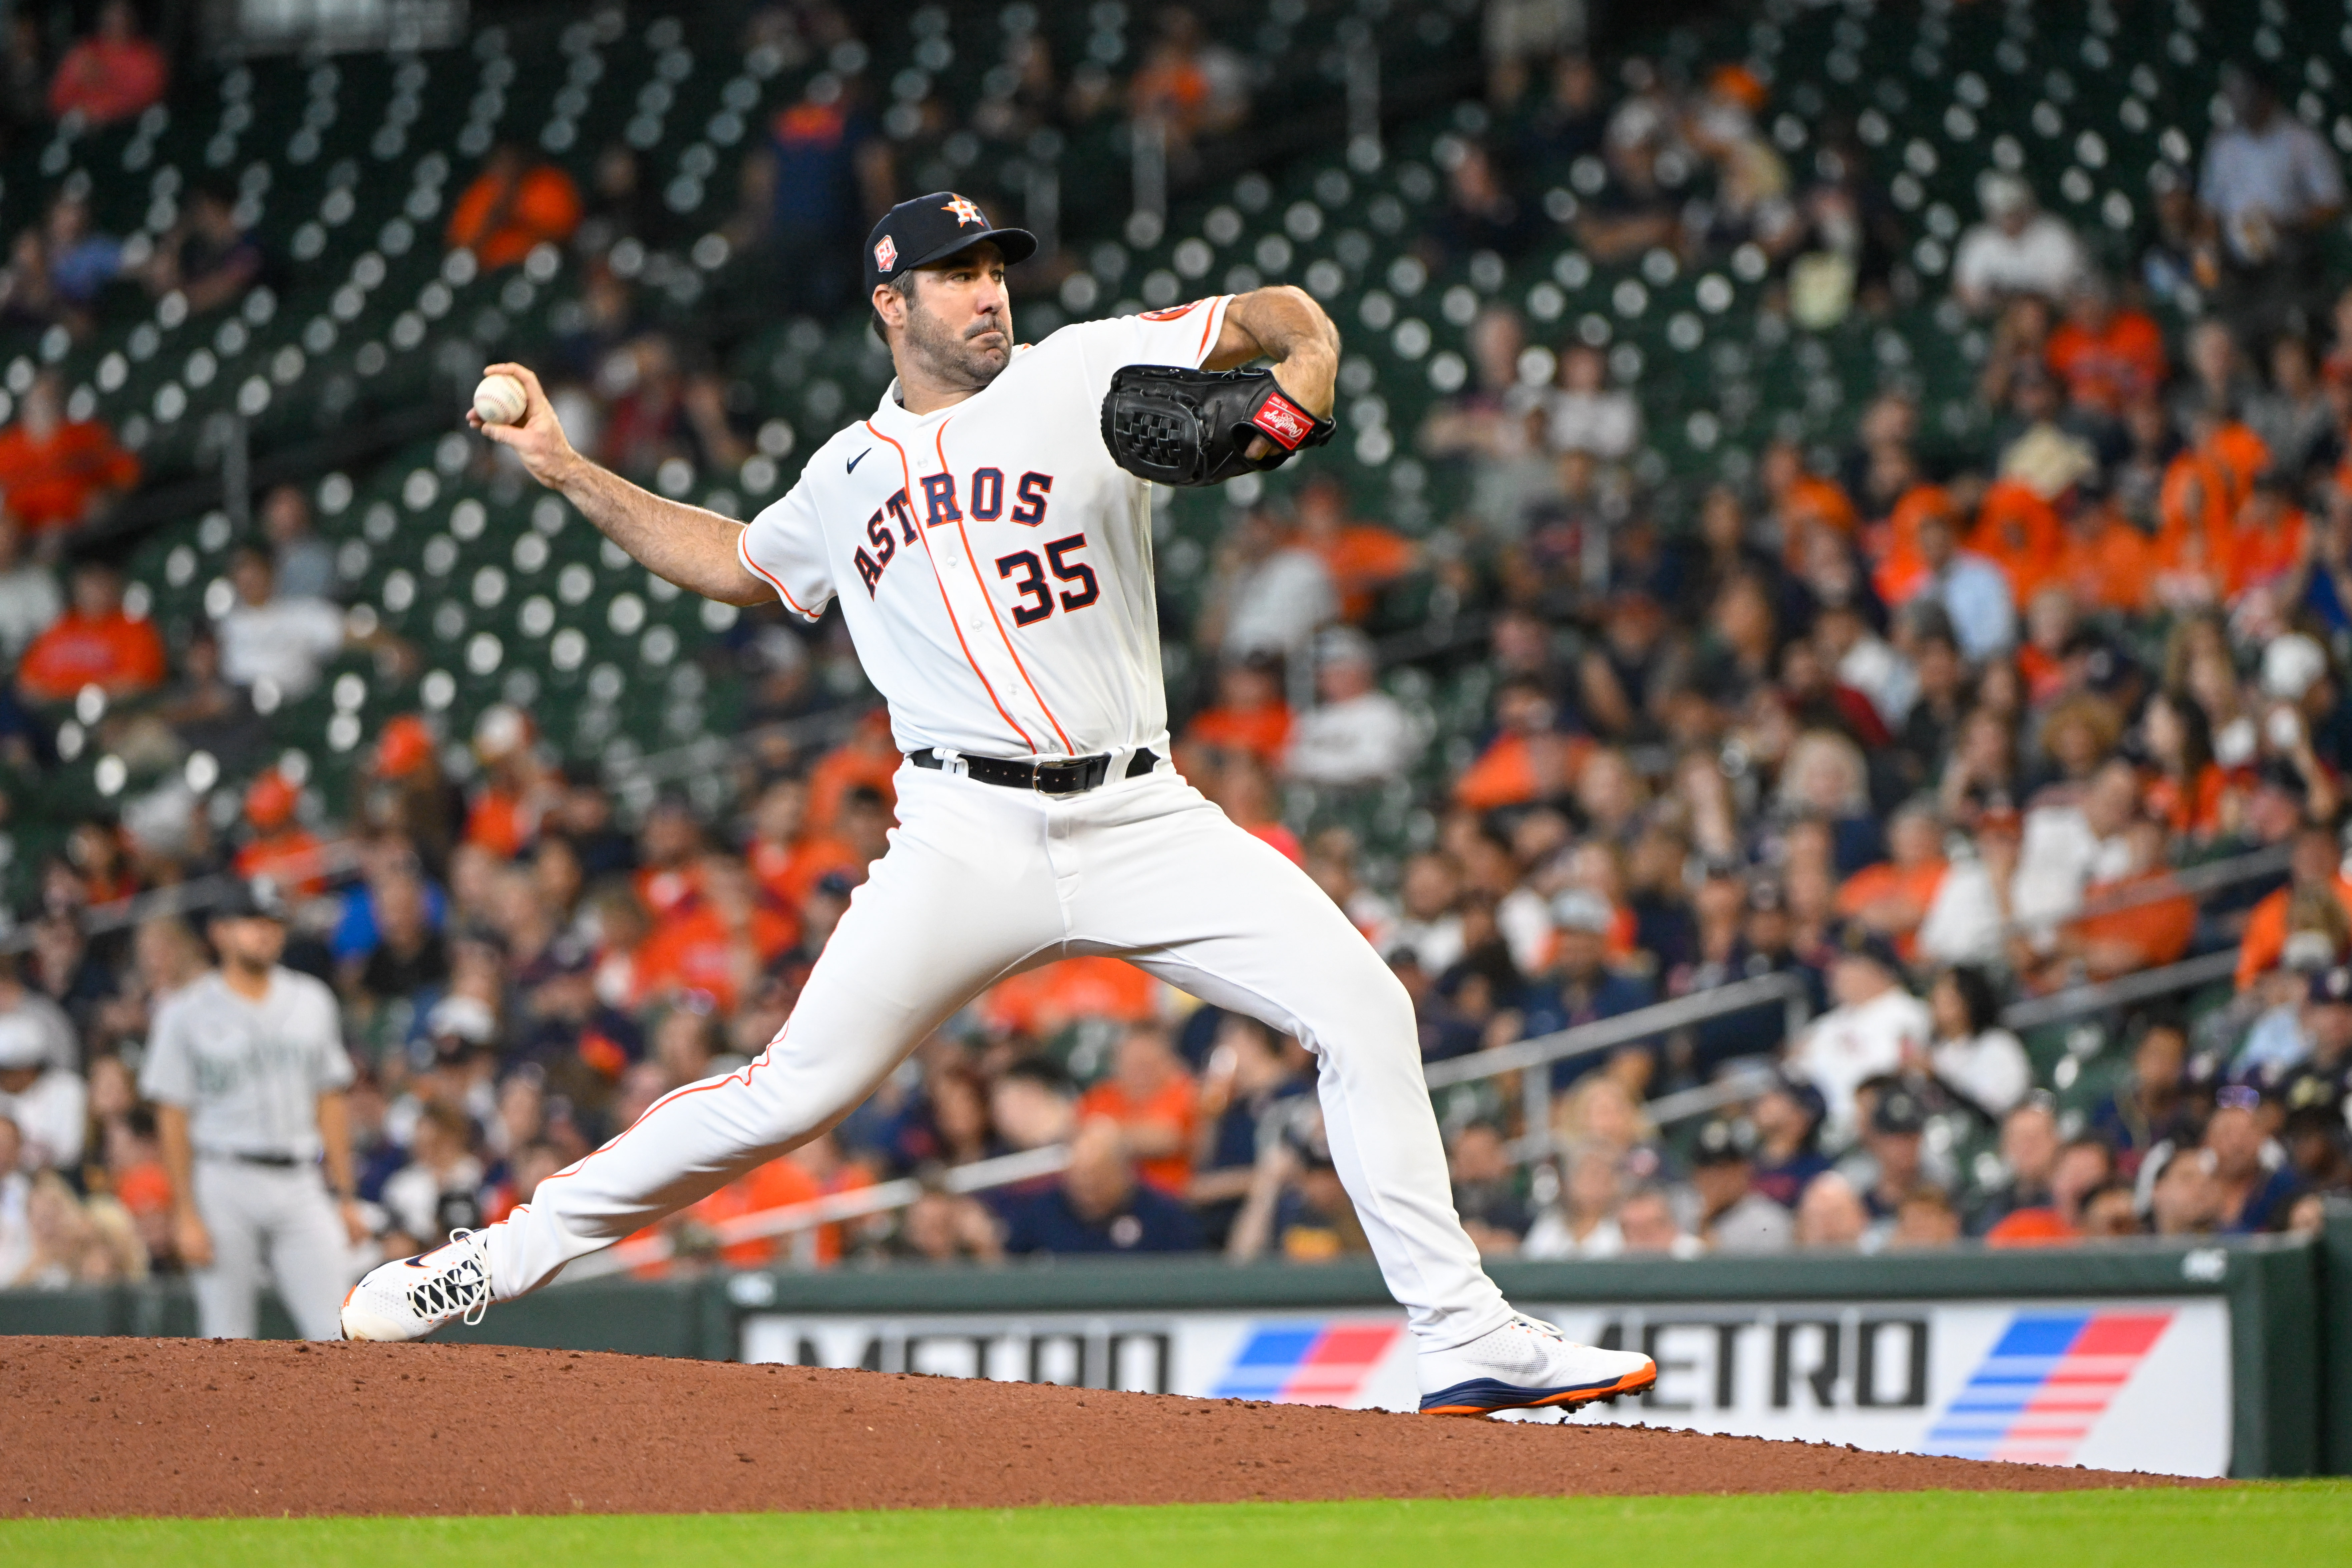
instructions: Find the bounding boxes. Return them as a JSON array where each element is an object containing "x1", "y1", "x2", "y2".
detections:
[
  {"x1": 485, "y1": 760, "x2": 1511, "y2": 1349},
  {"x1": 191, "y1": 1157, "x2": 352, "y2": 1340}
]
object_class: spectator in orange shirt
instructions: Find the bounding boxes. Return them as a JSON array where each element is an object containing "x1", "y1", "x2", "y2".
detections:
[
  {"x1": 2044, "y1": 273, "x2": 2166, "y2": 418},
  {"x1": 981, "y1": 954, "x2": 1160, "y2": 1041},
  {"x1": 46, "y1": 1, "x2": 165, "y2": 126},
  {"x1": 804, "y1": 708, "x2": 899, "y2": 835},
  {"x1": 461, "y1": 703, "x2": 560, "y2": 861},
  {"x1": 672, "y1": 1152, "x2": 825, "y2": 1269},
  {"x1": 2060, "y1": 818, "x2": 2195, "y2": 981},
  {"x1": 634, "y1": 855, "x2": 797, "y2": 1016},
  {"x1": 2140, "y1": 689, "x2": 2228, "y2": 841},
  {"x1": 445, "y1": 144, "x2": 582, "y2": 270},
  {"x1": 1972, "y1": 426, "x2": 2083, "y2": 603},
  {"x1": 1834, "y1": 801, "x2": 1949, "y2": 960},
  {"x1": 632, "y1": 796, "x2": 708, "y2": 923},
  {"x1": 2237, "y1": 818, "x2": 2352, "y2": 990},
  {"x1": 231, "y1": 769, "x2": 329, "y2": 897},
  {"x1": 1294, "y1": 475, "x2": 1416, "y2": 625},
  {"x1": 2045, "y1": 477, "x2": 2156, "y2": 615},
  {"x1": 744, "y1": 774, "x2": 857, "y2": 913},
  {"x1": 15, "y1": 559, "x2": 164, "y2": 704},
  {"x1": 1182, "y1": 658, "x2": 1291, "y2": 770},
  {"x1": 1869, "y1": 481, "x2": 1955, "y2": 607},
  {"x1": 1454, "y1": 675, "x2": 1589, "y2": 813},
  {"x1": 0, "y1": 371, "x2": 139, "y2": 534},
  {"x1": 1076, "y1": 1020, "x2": 1200, "y2": 1197},
  {"x1": 2226, "y1": 472, "x2": 2306, "y2": 599},
  {"x1": 1761, "y1": 437, "x2": 1858, "y2": 565}
]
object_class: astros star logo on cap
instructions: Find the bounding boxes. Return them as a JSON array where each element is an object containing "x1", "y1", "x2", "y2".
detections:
[
  {"x1": 873, "y1": 234, "x2": 897, "y2": 272},
  {"x1": 942, "y1": 194, "x2": 985, "y2": 227}
]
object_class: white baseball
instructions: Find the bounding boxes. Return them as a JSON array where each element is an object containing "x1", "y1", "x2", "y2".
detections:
[{"x1": 472, "y1": 372, "x2": 528, "y2": 426}]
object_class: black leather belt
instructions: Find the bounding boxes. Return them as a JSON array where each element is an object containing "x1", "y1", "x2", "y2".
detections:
[
  {"x1": 911, "y1": 747, "x2": 1158, "y2": 796},
  {"x1": 203, "y1": 1150, "x2": 303, "y2": 1168}
]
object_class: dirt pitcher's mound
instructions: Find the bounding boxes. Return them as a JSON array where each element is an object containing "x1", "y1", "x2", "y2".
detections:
[{"x1": 2, "y1": 1337, "x2": 2207, "y2": 1517}]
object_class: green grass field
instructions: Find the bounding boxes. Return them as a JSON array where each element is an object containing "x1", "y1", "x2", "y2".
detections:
[{"x1": 6, "y1": 1485, "x2": 2346, "y2": 1568}]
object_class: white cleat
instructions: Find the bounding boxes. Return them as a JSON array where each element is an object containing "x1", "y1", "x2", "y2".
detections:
[
  {"x1": 1417, "y1": 1313, "x2": 1658, "y2": 1417},
  {"x1": 340, "y1": 1228, "x2": 494, "y2": 1342}
]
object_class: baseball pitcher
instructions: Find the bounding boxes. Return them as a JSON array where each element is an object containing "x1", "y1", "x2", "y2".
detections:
[{"x1": 342, "y1": 193, "x2": 1656, "y2": 1416}]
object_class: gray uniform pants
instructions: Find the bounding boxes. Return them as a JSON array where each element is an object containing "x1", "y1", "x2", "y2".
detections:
[{"x1": 191, "y1": 1157, "x2": 348, "y2": 1340}]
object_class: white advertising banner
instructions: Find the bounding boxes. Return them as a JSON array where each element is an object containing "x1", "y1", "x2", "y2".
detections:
[{"x1": 740, "y1": 1296, "x2": 2232, "y2": 1477}]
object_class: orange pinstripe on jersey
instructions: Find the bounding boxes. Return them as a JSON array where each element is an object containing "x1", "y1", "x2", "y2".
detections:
[
  {"x1": 866, "y1": 420, "x2": 1039, "y2": 753},
  {"x1": 936, "y1": 418, "x2": 1075, "y2": 755}
]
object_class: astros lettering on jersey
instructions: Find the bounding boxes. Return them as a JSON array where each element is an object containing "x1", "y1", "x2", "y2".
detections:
[{"x1": 738, "y1": 297, "x2": 1233, "y2": 761}]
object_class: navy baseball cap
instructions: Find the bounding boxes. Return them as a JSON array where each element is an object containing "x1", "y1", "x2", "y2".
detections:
[{"x1": 864, "y1": 191, "x2": 1037, "y2": 299}]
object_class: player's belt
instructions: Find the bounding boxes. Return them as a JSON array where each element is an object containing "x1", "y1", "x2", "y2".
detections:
[
  {"x1": 910, "y1": 747, "x2": 1158, "y2": 796},
  {"x1": 199, "y1": 1150, "x2": 304, "y2": 1168}
]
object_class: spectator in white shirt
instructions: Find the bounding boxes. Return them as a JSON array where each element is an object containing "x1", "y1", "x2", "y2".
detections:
[
  {"x1": 1520, "y1": 1143, "x2": 1627, "y2": 1260},
  {"x1": 1786, "y1": 927, "x2": 1933, "y2": 1147},
  {"x1": 1546, "y1": 342, "x2": 1641, "y2": 461},
  {"x1": 213, "y1": 545, "x2": 408, "y2": 702},
  {"x1": 2200, "y1": 68, "x2": 2345, "y2": 337},
  {"x1": 1283, "y1": 628, "x2": 1422, "y2": 788},
  {"x1": 2009, "y1": 758, "x2": 2139, "y2": 948},
  {"x1": 1953, "y1": 174, "x2": 2084, "y2": 314},
  {"x1": 1926, "y1": 965, "x2": 2033, "y2": 1118},
  {"x1": 1207, "y1": 507, "x2": 1337, "y2": 663},
  {"x1": 0, "y1": 513, "x2": 59, "y2": 660},
  {"x1": 0, "y1": 1015, "x2": 86, "y2": 1171}
]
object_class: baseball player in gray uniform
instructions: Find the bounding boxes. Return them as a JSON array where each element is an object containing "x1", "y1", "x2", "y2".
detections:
[{"x1": 141, "y1": 879, "x2": 365, "y2": 1339}]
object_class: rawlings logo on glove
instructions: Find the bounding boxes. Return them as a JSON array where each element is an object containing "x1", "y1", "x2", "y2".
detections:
[{"x1": 1100, "y1": 364, "x2": 1337, "y2": 487}]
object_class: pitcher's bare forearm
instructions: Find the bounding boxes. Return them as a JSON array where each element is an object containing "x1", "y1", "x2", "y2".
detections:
[
  {"x1": 468, "y1": 360, "x2": 770, "y2": 606},
  {"x1": 552, "y1": 454, "x2": 770, "y2": 606},
  {"x1": 1207, "y1": 284, "x2": 1341, "y2": 415}
]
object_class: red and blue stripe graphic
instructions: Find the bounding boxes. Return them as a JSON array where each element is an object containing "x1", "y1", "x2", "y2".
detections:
[
  {"x1": 1922, "y1": 1311, "x2": 2173, "y2": 1464},
  {"x1": 1211, "y1": 1322, "x2": 1404, "y2": 1404}
]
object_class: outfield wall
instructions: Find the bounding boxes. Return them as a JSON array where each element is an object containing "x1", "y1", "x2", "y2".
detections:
[{"x1": 8, "y1": 1207, "x2": 2348, "y2": 1479}]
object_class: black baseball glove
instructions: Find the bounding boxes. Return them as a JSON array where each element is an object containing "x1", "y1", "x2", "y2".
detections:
[{"x1": 1100, "y1": 364, "x2": 1337, "y2": 487}]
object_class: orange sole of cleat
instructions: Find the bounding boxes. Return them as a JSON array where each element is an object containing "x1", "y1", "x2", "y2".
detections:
[{"x1": 1421, "y1": 1365, "x2": 1659, "y2": 1418}]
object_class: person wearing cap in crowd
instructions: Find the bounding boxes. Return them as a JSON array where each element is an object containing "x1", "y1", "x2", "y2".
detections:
[
  {"x1": 357, "y1": 714, "x2": 455, "y2": 874},
  {"x1": 1953, "y1": 173, "x2": 2086, "y2": 315},
  {"x1": 1686, "y1": 1115, "x2": 1793, "y2": 1253},
  {"x1": 1748, "y1": 1073, "x2": 1832, "y2": 1210},
  {"x1": 231, "y1": 767, "x2": 328, "y2": 898},
  {"x1": 0, "y1": 1009, "x2": 85, "y2": 1171},
  {"x1": 1282, "y1": 626, "x2": 1422, "y2": 788},
  {"x1": 137, "y1": 878, "x2": 364, "y2": 1339},
  {"x1": 2234, "y1": 956, "x2": 2352, "y2": 1085},
  {"x1": 2275, "y1": 1065, "x2": 2351, "y2": 1195},
  {"x1": 1520, "y1": 888, "x2": 1656, "y2": 1089},
  {"x1": 1785, "y1": 925, "x2": 1932, "y2": 1146},
  {"x1": 2205, "y1": 1083, "x2": 2301, "y2": 1235},
  {"x1": 2236, "y1": 816, "x2": 2352, "y2": 990},
  {"x1": 1840, "y1": 1081, "x2": 1933, "y2": 1227}
]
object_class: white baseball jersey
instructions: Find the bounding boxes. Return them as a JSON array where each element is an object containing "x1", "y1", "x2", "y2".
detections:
[
  {"x1": 737, "y1": 296, "x2": 1234, "y2": 760},
  {"x1": 140, "y1": 968, "x2": 354, "y2": 1161}
]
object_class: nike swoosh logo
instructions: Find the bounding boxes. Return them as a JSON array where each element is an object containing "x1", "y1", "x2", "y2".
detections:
[{"x1": 847, "y1": 448, "x2": 872, "y2": 474}]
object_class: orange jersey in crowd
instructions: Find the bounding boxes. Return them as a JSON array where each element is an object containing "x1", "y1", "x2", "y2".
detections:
[
  {"x1": 2046, "y1": 512, "x2": 2157, "y2": 614},
  {"x1": 1968, "y1": 480, "x2": 2064, "y2": 603},
  {"x1": 2069, "y1": 870, "x2": 2195, "y2": 974},
  {"x1": 981, "y1": 955, "x2": 1159, "y2": 1038},
  {"x1": 233, "y1": 828, "x2": 331, "y2": 898},
  {"x1": 2044, "y1": 311, "x2": 2166, "y2": 414},
  {"x1": 633, "y1": 1156, "x2": 826, "y2": 1272},
  {"x1": 462, "y1": 785, "x2": 547, "y2": 860},
  {"x1": 1833, "y1": 859, "x2": 1948, "y2": 960},
  {"x1": 2227, "y1": 505, "x2": 2306, "y2": 599},
  {"x1": 1310, "y1": 523, "x2": 1418, "y2": 623},
  {"x1": 748, "y1": 832, "x2": 859, "y2": 910},
  {"x1": 1184, "y1": 703, "x2": 1292, "y2": 765},
  {"x1": 2237, "y1": 874, "x2": 2352, "y2": 989},
  {"x1": 804, "y1": 727, "x2": 900, "y2": 835},
  {"x1": 445, "y1": 164, "x2": 582, "y2": 270},
  {"x1": 1452, "y1": 732, "x2": 1593, "y2": 814},
  {"x1": 2144, "y1": 763, "x2": 2228, "y2": 840},
  {"x1": 1776, "y1": 474, "x2": 1859, "y2": 564},
  {"x1": 633, "y1": 899, "x2": 798, "y2": 1015},
  {"x1": 0, "y1": 419, "x2": 139, "y2": 531},
  {"x1": 1867, "y1": 483, "x2": 1954, "y2": 607},
  {"x1": 47, "y1": 36, "x2": 167, "y2": 124},
  {"x1": 1077, "y1": 1073, "x2": 1201, "y2": 1196},
  {"x1": 15, "y1": 609, "x2": 166, "y2": 702}
]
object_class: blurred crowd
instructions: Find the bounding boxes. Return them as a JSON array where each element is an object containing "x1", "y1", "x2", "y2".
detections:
[{"x1": 7, "y1": 14, "x2": 2352, "y2": 1295}]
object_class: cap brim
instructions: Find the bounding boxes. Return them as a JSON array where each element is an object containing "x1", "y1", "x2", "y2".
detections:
[{"x1": 904, "y1": 227, "x2": 1039, "y2": 272}]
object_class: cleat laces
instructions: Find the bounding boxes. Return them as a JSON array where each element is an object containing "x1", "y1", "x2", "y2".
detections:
[{"x1": 404, "y1": 1228, "x2": 492, "y2": 1327}]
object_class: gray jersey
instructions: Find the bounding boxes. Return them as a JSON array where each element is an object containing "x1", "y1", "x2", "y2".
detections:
[{"x1": 139, "y1": 969, "x2": 353, "y2": 1161}]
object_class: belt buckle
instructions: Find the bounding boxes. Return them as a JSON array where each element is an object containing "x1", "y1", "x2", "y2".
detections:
[{"x1": 1034, "y1": 757, "x2": 1084, "y2": 796}]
